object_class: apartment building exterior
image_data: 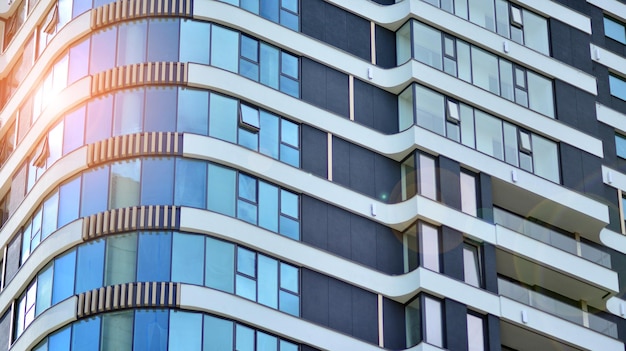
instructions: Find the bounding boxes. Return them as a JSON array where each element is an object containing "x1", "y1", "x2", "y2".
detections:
[{"x1": 0, "y1": 0, "x2": 624, "y2": 350}]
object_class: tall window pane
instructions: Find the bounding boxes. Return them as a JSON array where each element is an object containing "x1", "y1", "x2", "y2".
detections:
[
  {"x1": 141, "y1": 158, "x2": 174, "y2": 205},
  {"x1": 172, "y1": 232, "x2": 204, "y2": 285},
  {"x1": 260, "y1": 43, "x2": 280, "y2": 89},
  {"x1": 207, "y1": 164, "x2": 236, "y2": 216},
  {"x1": 109, "y1": 160, "x2": 140, "y2": 208},
  {"x1": 137, "y1": 232, "x2": 172, "y2": 282},
  {"x1": 467, "y1": 314, "x2": 485, "y2": 351},
  {"x1": 468, "y1": 0, "x2": 496, "y2": 31},
  {"x1": 134, "y1": 310, "x2": 168, "y2": 351},
  {"x1": 174, "y1": 158, "x2": 206, "y2": 208},
  {"x1": 206, "y1": 237, "x2": 235, "y2": 293},
  {"x1": 523, "y1": 10, "x2": 549, "y2": 55},
  {"x1": 35, "y1": 264, "x2": 53, "y2": 315},
  {"x1": 605, "y1": 17, "x2": 626, "y2": 44},
  {"x1": 80, "y1": 167, "x2": 110, "y2": 217},
  {"x1": 527, "y1": 72, "x2": 554, "y2": 118},
  {"x1": 420, "y1": 223, "x2": 439, "y2": 272},
  {"x1": 424, "y1": 296, "x2": 443, "y2": 347},
  {"x1": 52, "y1": 250, "x2": 76, "y2": 304},
  {"x1": 116, "y1": 21, "x2": 147, "y2": 66},
  {"x1": 531, "y1": 134, "x2": 559, "y2": 183},
  {"x1": 418, "y1": 154, "x2": 437, "y2": 200},
  {"x1": 204, "y1": 315, "x2": 234, "y2": 351},
  {"x1": 211, "y1": 25, "x2": 239, "y2": 73},
  {"x1": 475, "y1": 111, "x2": 504, "y2": 160},
  {"x1": 463, "y1": 243, "x2": 481, "y2": 287},
  {"x1": 471, "y1": 47, "x2": 500, "y2": 95},
  {"x1": 415, "y1": 85, "x2": 445, "y2": 136},
  {"x1": 75, "y1": 240, "x2": 105, "y2": 293},
  {"x1": 258, "y1": 255, "x2": 278, "y2": 309},
  {"x1": 460, "y1": 172, "x2": 478, "y2": 216},
  {"x1": 169, "y1": 311, "x2": 202, "y2": 351},
  {"x1": 177, "y1": 88, "x2": 209, "y2": 135},
  {"x1": 180, "y1": 20, "x2": 210, "y2": 64},
  {"x1": 610, "y1": 75, "x2": 626, "y2": 101},
  {"x1": 209, "y1": 93, "x2": 238, "y2": 143},
  {"x1": 616, "y1": 134, "x2": 626, "y2": 159},
  {"x1": 147, "y1": 18, "x2": 180, "y2": 61},
  {"x1": 413, "y1": 22, "x2": 443, "y2": 70},
  {"x1": 405, "y1": 299, "x2": 421, "y2": 346},
  {"x1": 104, "y1": 233, "x2": 137, "y2": 285},
  {"x1": 101, "y1": 311, "x2": 133, "y2": 351},
  {"x1": 71, "y1": 317, "x2": 101, "y2": 351}
]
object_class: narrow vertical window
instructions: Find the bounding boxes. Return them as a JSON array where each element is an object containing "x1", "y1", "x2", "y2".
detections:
[
  {"x1": 460, "y1": 171, "x2": 478, "y2": 217},
  {"x1": 424, "y1": 296, "x2": 444, "y2": 347},
  {"x1": 616, "y1": 133, "x2": 626, "y2": 159},
  {"x1": 419, "y1": 222, "x2": 440, "y2": 272},
  {"x1": 467, "y1": 313, "x2": 486, "y2": 351},
  {"x1": 463, "y1": 242, "x2": 482, "y2": 287},
  {"x1": 418, "y1": 154, "x2": 438, "y2": 200}
]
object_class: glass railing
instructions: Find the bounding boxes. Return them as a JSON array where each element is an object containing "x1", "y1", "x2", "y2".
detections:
[
  {"x1": 493, "y1": 208, "x2": 611, "y2": 268},
  {"x1": 497, "y1": 277, "x2": 618, "y2": 338}
]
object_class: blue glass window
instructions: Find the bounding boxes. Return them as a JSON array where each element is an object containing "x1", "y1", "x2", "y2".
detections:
[
  {"x1": 610, "y1": 74, "x2": 626, "y2": 101},
  {"x1": 208, "y1": 164, "x2": 236, "y2": 216},
  {"x1": 236, "y1": 324, "x2": 255, "y2": 351},
  {"x1": 177, "y1": 88, "x2": 209, "y2": 135},
  {"x1": 172, "y1": 232, "x2": 205, "y2": 285},
  {"x1": 605, "y1": 17, "x2": 626, "y2": 44},
  {"x1": 85, "y1": 95, "x2": 112, "y2": 145},
  {"x1": 52, "y1": 250, "x2": 76, "y2": 304},
  {"x1": 147, "y1": 19, "x2": 180, "y2": 62},
  {"x1": 104, "y1": 233, "x2": 137, "y2": 285},
  {"x1": 209, "y1": 93, "x2": 238, "y2": 143},
  {"x1": 145, "y1": 87, "x2": 177, "y2": 132},
  {"x1": 180, "y1": 20, "x2": 210, "y2": 64},
  {"x1": 137, "y1": 232, "x2": 172, "y2": 282},
  {"x1": 211, "y1": 25, "x2": 239, "y2": 73},
  {"x1": 35, "y1": 263, "x2": 53, "y2": 315},
  {"x1": 169, "y1": 311, "x2": 202, "y2": 351},
  {"x1": 257, "y1": 255, "x2": 278, "y2": 309},
  {"x1": 48, "y1": 325, "x2": 71, "y2": 351},
  {"x1": 89, "y1": 27, "x2": 117, "y2": 75},
  {"x1": 101, "y1": 311, "x2": 133, "y2": 350},
  {"x1": 258, "y1": 182, "x2": 279, "y2": 232},
  {"x1": 71, "y1": 317, "x2": 101, "y2": 351},
  {"x1": 174, "y1": 158, "x2": 206, "y2": 208},
  {"x1": 58, "y1": 177, "x2": 81, "y2": 228},
  {"x1": 617, "y1": 134, "x2": 626, "y2": 159},
  {"x1": 204, "y1": 315, "x2": 234, "y2": 351},
  {"x1": 141, "y1": 158, "x2": 174, "y2": 205},
  {"x1": 205, "y1": 237, "x2": 235, "y2": 293},
  {"x1": 133, "y1": 310, "x2": 168, "y2": 351},
  {"x1": 75, "y1": 240, "x2": 105, "y2": 293},
  {"x1": 62, "y1": 106, "x2": 85, "y2": 156}
]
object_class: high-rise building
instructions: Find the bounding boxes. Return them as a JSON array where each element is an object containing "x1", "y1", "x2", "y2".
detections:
[{"x1": 0, "y1": 0, "x2": 625, "y2": 350}]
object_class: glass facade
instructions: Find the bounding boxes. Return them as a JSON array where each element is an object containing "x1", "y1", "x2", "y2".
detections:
[
  {"x1": 398, "y1": 20, "x2": 555, "y2": 117},
  {"x1": 33, "y1": 310, "x2": 300, "y2": 351},
  {"x1": 12, "y1": 231, "x2": 300, "y2": 340},
  {"x1": 399, "y1": 82, "x2": 560, "y2": 183}
]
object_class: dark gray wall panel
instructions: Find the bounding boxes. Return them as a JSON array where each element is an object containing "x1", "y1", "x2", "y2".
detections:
[
  {"x1": 486, "y1": 314, "x2": 501, "y2": 351},
  {"x1": 354, "y1": 78, "x2": 399, "y2": 134},
  {"x1": 376, "y1": 225, "x2": 404, "y2": 275},
  {"x1": 351, "y1": 215, "x2": 378, "y2": 268},
  {"x1": 483, "y1": 243, "x2": 498, "y2": 294},
  {"x1": 301, "y1": 0, "x2": 370, "y2": 61},
  {"x1": 375, "y1": 25, "x2": 397, "y2": 69},
  {"x1": 301, "y1": 58, "x2": 349, "y2": 118},
  {"x1": 438, "y1": 156, "x2": 461, "y2": 210},
  {"x1": 554, "y1": 80, "x2": 598, "y2": 136},
  {"x1": 301, "y1": 195, "x2": 328, "y2": 250},
  {"x1": 349, "y1": 142, "x2": 376, "y2": 196},
  {"x1": 383, "y1": 298, "x2": 406, "y2": 350},
  {"x1": 301, "y1": 269, "x2": 329, "y2": 325},
  {"x1": 444, "y1": 299, "x2": 468, "y2": 351},
  {"x1": 328, "y1": 278, "x2": 353, "y2": 335},
  {"x1": 560, "y1": 144, "x2": 585, "y2": 193},
  {"x1": 302, "y1": 268, "x2": 378, "y2": 344},
  {"x1": 331, "y1": 137, "x2": 350, "y2": 186},
  {"x1": 327, "y1": 204, "x2": 352, "y2": 259},
  {"x1": 301, "y1": 196, "x2": 403, "y2": 274},
  {"x1": 441, "y1": 226, "x2": 464, "y2": 281},
  {"x1": 351, "y1": 286, "x2": 379, "y2": 344},
  {"x1": 376, "y1": 154, "x2": 402, "y2": 203},
  {"x1": 301, "y1": 125, "x2": 328, "y2": 178}
]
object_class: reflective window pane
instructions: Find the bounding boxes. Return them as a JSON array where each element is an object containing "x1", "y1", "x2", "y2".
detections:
[
  {"x1": 418, "y1": 154, "x2": 437, "y2": 200},
  {"x1": 475, "y1": 111, "x2": 504, "y2": 160},
  {"x1": 169, "y1": 311, "x2": 202, "y2": 351},
  {"x1": 141, "y1": 158, "x2": 174, "y2": 205},
  {"x1": 280, "y1": 262, "x2": 298, "y2": 293},
  {"x1": 527, "y1": 71, "x2": 554, "y2": 118},
  {"x1": 177, "y1": 88, "x2": 209, "y2": 135},
  {"x1": 101, "y1": 311, "x2": 133, "y2": 351},
  {"x1": 174, "y1": 158, "x2": 206, "y2": 208},
  {"x1": 75, "y1": 240, "x2": 105, "y2": 294},
  {"x1": 136, "y1": 232, "x2": 172, "y2": 282},
  {"x1": 116, "y1": 21, "x2": 147, "y2": 66},
  {"x1": 35, "y1": 263, "x2": 53, "y2": 315},
  {"x1": 605, "y1": 17, "x2": 626, "y2": 44},
  {"x1": 616, "y1": 134, "x2": 626, "y2": 159},
  {"x1": 415, "y1": 85, "x2": 445, "y2": 136},
  {"x1": 523, "y1": 9, "x2": 549, "y2": 55},
  {"x1": 71, "y1": 317, "x2": 101, "y2": 351},
  {"x1": 180, "y1": 20, "x2": 210, "y2": 64},
  {"x1": 237, "y1": 247, "x2": 256, "y2": 277},
  {"x1": 531, "y1": 134, "x2": 559, "y2": 183},
  {"x1": 109, "y1": 160, "x2": 140, "y2": 208},
  {"x1": 104, "y1": 233, "x2": 137, "y2": 285},
  {"x1": 258, "y1": 182, "x2": 279, "y2": 232},
  {"x1": 206, "y1": 237, "x2": 235, "y2": 293},
  {"x1": 280, "y1": 189, "x2": 298, "y2": 218},
  {"x1": 209, "y1": 93, "x2": 238, "y2": 143},
  {"x1": 211, "y1": 25, "x2": 239, "y2": 73},
  {"x1": 413, "y1": 21, "x2": 443, "y2": 70},
  {"x1": 172, "y1": 232, "x2": 205, "y2": 285},
  {"x1": 610, "y1": 75, "x2": 626, "y2": 101},
  {"x1": 207, "y1": 164, "x2": 236, "y2": 216},
  {"x1": 460, "y1": 172, "x2": 477, "y2": 217},
  {"x1": 52, "y1": 250, "x2": 76, "y2": 304},
  {"x1": 236, "y1": 324, "x2": 255, "y2": 351},
  {"x1": 147, "y1": 18, "x2": 179, "y2": 61},
  {"x1": 260, "y1": 43, "x2": 280, "y2": 89},
  {"x1": 133, "y1": 310, "x2": 168, "y2": 351},
  {"x1": 405, "y1": 299, "x2": 422, "y2": 346},
  {"x1": 204, "y1": 315, "x2": 233, "y2": 351},
  {"x1": 471, "y1": 47, "x2": 500, "y2": 95},
  {"x1": 468, "y1": 0, "x2": 496, "y2": 31},
  {"x1": 257, "y1": 255, "x2": 278, "y2": 308}
]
